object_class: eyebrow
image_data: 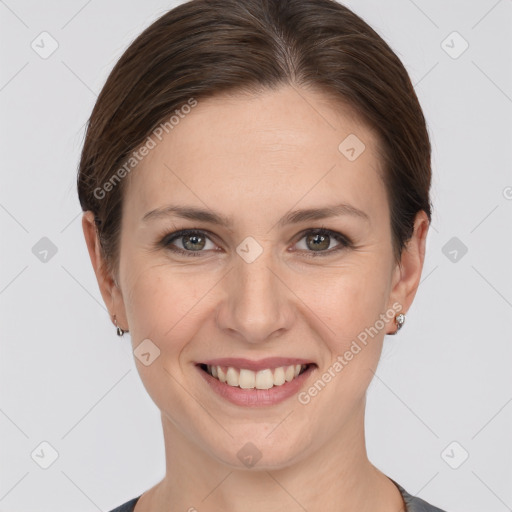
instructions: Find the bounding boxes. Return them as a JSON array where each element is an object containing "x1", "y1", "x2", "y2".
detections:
[{"x1": 142, "y1": 202, "x2": 370, "y2": 228}]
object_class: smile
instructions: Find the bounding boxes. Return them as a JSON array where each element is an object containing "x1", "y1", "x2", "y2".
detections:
[
  {"x1": 200, "y1": 363, "x2": 309, "y2": 389},
  {"x1": 196, "y1": 358, "x2": 317, "y2": 407}
]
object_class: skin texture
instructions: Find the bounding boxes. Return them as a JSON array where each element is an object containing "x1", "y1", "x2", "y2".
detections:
[{"x1": 83, "y1": 84, "x2": 429, "y2": 512}]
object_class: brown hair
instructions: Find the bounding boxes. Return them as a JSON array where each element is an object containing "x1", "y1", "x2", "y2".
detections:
[{"x1": 77, "y1": 0, "x2": 432, "y2": 279}]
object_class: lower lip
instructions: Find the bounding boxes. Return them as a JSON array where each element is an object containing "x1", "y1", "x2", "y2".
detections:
[{"x1": 196, "y1": 364, "x2": 316, "y2": 407}]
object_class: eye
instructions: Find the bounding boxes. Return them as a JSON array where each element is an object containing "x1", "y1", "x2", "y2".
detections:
[
  {"x1": 162, "y1": 229, "x2": 218, "y2": 257},
  {"x1": 159, "y1": 227, "x2": 352, "y2": 257},
  {"x1": 293, "y1": 228, "x2": 352, "y2": 257}
]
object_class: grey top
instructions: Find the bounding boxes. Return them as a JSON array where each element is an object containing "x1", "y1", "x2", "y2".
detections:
[{"x1": 107, "y1": 478, "x2": 448, "y2": 511}]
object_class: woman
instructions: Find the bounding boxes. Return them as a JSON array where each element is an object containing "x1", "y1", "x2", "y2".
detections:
[{"x1": 78, "y1": 0, "x2": 447, "y2": 510}]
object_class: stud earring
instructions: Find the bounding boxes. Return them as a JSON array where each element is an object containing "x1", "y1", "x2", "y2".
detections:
[{"x1": 388, "y1": 313, "x2": 405, "y2": 335}]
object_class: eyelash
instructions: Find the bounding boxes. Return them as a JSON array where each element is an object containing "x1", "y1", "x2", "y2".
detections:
[{"x1": 159, "y1": 227, "x2": 353, "y2": 258}]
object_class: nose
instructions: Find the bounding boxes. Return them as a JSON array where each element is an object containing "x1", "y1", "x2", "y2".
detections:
[{"x1": 215, "y1": 247, "x2": 295, "y2": 344}]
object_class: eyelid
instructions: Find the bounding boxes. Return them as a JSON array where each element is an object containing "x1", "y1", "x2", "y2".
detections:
[
  {"x1": 161, "y1": 228, "x2": 220, "y2": 255},
  {"x1": 293, "y1": 227, "x2": 352, "y2": 245},
  {"x1": 160, "y1": 227, "x2": 353, "y2": 257},
  {"x1": 290, "y1": 227, "x2": 353, "y2": 257}
]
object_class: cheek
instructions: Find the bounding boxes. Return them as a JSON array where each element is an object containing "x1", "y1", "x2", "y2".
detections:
[
  {"x1": 121, "y1": 265, "x2": 204, "y2": 418},
  {"x1": 122, "y1": 260, "x2": 218, "y2": 348},
  {"x1": 305, "y1": 255, "x2": 392, "y2": 346},
  {"x1": 302, "y1": 262, "x2": 391, "y2": 416}
]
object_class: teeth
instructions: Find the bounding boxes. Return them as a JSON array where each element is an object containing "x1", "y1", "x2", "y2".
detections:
[
  {"x1": 255, "y1": 369, "x2": 274, "y2": 389},
  {"x1": 226, "y1": 367, "x2": 238, "y2": 386},
  {"x1": 239, "y1": 368, "x2": 256, "y2": 389},
  {"x1": 217, "y1": 366, "x2": 227, "y2": 383},
  {"x1": 205, "y1": 364, "x2": 307, "y2": 389},
  {"x1": 273, "y1": 366, "x2": 285, "y2": 386}
]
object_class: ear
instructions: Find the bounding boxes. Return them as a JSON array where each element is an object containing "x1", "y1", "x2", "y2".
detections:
[
  {"x1": 386, "y1": 210, "x2": 430, "y2": 334},
  {"x1": 82, "y1": 211, "x2": 129, "y2": 332}
]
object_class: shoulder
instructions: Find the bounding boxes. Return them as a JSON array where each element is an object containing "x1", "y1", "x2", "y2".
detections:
[
  {"x1": 392, "y1": 479, "x2": 449, "y2": 512},
  {"x1": 105, "y1": 485, "x2": 450, "y2": 512},
  {"x1": 106, "y1": 495, "x2": 141, "y2": 512}
]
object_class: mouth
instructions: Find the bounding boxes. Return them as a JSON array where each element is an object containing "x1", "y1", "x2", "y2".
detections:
[{"x1": 198, "y1": 362, "x2": 313, "y2": 390}]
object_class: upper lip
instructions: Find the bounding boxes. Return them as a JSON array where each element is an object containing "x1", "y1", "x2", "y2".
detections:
[{"x1": 199, "y1": 357, "x2": 315, "y2": 372}]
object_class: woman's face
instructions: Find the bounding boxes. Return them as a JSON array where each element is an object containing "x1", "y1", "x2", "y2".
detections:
[{"x1": 95, "y1": 85, "x2": 425, "y2": 469}]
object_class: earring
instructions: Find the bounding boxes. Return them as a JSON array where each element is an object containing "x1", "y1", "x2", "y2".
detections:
[
  {"x1": 113, "y1": 314, "x2": 128, "y2": 337},
  {"x1": 388, "y1": 313, "x2": 405, "y2": 335}
]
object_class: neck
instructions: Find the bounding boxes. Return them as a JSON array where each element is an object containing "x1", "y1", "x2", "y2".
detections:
[{"x1": 137, "y1": 403, "x2": 405, "y2": 512}]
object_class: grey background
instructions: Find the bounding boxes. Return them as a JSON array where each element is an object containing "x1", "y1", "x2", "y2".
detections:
[{"x1": 1, "y1": 1, "x2": 511, "y2": 511}]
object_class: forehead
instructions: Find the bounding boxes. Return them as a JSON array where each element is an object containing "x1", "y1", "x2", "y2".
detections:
[{"x1": 124, "y1": 85, "x2": 386, "y2": 225}]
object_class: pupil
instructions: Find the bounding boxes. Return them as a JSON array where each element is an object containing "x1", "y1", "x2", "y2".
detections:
[
  {"x1": 308, "y1": 233, "x2": 329, "y2": 251},
  {"x1": 184, "y1": 234, "x2": 205, "y2": 250}
]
